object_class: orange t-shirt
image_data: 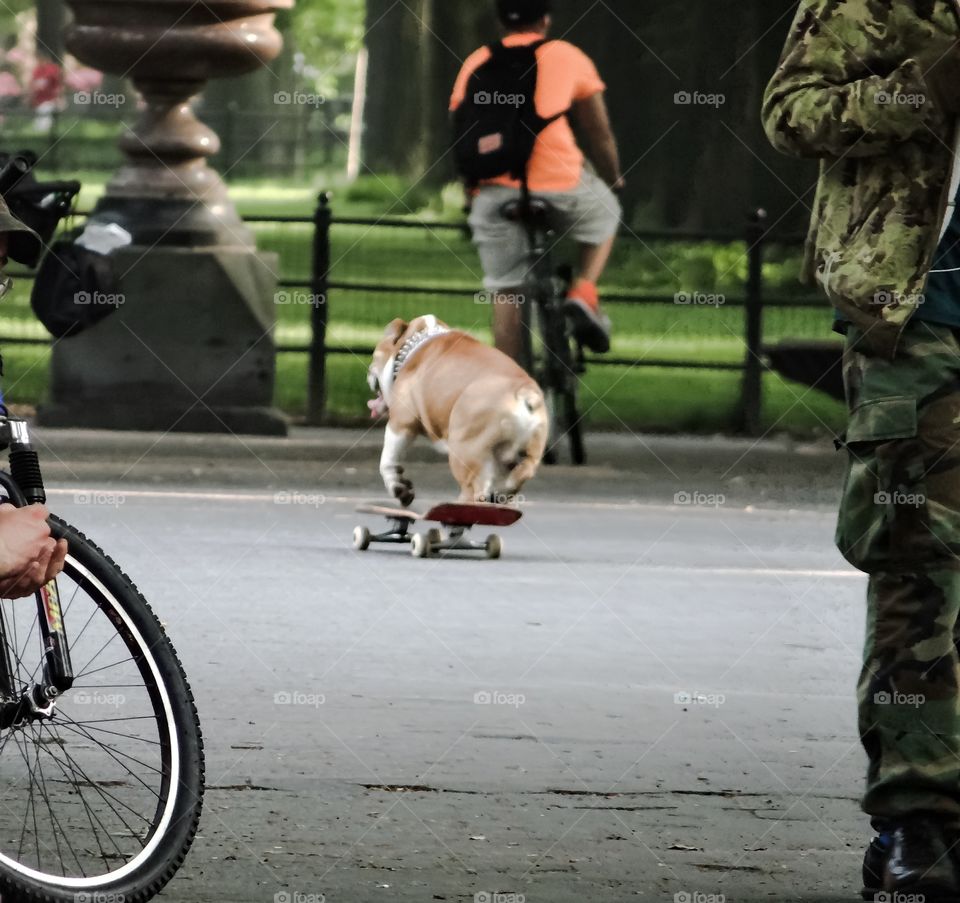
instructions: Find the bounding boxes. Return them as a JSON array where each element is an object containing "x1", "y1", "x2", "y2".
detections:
[{"x1": 449, "y1": 33, "x2": 606, "y2": 193}]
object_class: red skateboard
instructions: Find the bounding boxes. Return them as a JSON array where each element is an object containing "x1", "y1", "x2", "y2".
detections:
[{"x1": 353, "y1": 502, "x2": 523, "y2": 559}]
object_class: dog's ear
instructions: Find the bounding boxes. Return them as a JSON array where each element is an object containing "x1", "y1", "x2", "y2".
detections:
[{"x1": 384, "y1": 318, "x2": 408, "y2": 345}]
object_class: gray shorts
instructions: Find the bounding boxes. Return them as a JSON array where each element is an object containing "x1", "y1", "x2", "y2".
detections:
[{"x1": 468, "y1": 169, "x2": 622, "y2": 291}]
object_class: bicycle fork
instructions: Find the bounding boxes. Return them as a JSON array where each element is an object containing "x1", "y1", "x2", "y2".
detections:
[{"x1": 0, "y1": 417, "x2": 73, "y2": 726}]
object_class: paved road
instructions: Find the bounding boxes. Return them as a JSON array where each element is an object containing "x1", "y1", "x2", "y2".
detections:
[{"x1": 41, "y1": 463, "x2": 868, "y2": 903}]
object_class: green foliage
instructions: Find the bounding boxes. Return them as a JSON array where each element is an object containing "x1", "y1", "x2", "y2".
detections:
[
  {"x1": 282, "y1": 0, "x2": 366, "y2": 96},
  {"x1": 339, "y1": 174, "x2": 436, "y2": 215}
]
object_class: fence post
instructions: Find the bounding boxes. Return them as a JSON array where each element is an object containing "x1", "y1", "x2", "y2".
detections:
[
  {"x1": 307, "y1": 191, "x2": 331, "y2": 426},
  {"x1": 738, "y1": 208, "x2": 767, "y2": 436}
]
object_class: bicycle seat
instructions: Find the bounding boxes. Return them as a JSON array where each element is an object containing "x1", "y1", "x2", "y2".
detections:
[{"x1": 500, "y1": 197, "x2": 555, "y2": 229}]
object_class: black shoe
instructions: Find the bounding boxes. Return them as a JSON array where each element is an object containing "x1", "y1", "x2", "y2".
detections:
[
  {"x1": 884, "y1": 817, "x2": 960, "y2": 901},
  {"x1": 862, "y1": 832, "x2": 892, "y2": 899},
  {"x1": 563, "y1": 296, "x2": 611, "y2": 354}
]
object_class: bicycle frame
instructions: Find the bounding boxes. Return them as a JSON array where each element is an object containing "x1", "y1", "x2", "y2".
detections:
[{"x1": 0, "y1": 417, "x2": 74, "y2": 724}]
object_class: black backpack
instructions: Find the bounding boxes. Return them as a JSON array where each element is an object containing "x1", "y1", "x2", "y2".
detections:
[
  {"x1": 31, "y1": 230, "x2": 123, "y2": 339},
  {"x1": 453, "y1": 40, "x2": 565, "y2": 187}
]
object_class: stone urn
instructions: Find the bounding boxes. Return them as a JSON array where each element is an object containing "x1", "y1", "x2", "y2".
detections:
[
  {"x1": 64, "y1": 0, "x2": 293, "y2": 246},
  {"x1": 42, "y1": 0, "x2": 294, "y2": 435}
]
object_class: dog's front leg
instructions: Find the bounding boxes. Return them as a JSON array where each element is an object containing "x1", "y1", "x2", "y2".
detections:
[{"x1": 380, "y1": 426, "x2": 416, "y2": 506}]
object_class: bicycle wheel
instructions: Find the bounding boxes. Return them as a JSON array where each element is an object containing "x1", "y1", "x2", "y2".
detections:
[
  {"x1": 0, "y1": 515, "x2": 204, "y2": 903},
  {"x1": 560, "y1": 383, "x2": 586, "y2": 466},
  {"x1": 536, "y1": 290, "x2": 587, "y2": 466}
]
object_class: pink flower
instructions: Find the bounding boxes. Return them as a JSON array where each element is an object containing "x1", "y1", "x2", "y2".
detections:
[
  {"x1": 65, "y1": 67, "x2": 102, "y2": 92},
  {"x1": 0, "y1": 72, "x2": 21, "y2": 98}
]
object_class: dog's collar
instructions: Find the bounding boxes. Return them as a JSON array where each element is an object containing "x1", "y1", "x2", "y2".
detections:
[{"x1": 392, "y1": 324, "x2": 451, "y2": 381}]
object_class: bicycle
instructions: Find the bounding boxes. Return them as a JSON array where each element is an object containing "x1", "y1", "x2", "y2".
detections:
[
  {"x1": 500, "y1": 196, "x2": 587, "y2": 466},
  {"x1": 0, "y1": 156, "x2": 204, "y2": 902}
]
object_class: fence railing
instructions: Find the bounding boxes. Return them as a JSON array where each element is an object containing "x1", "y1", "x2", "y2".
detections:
[
  {"x1": 0, "y1": 103, "x2": 352, "y2": 178},
  {"x1": 0, "y1": 195, "x2": 828, "y2": 435}
]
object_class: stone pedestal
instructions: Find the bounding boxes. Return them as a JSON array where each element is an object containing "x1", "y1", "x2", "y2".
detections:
[{"x1": 39, "y1": 247, "x2": 286, "y2": 435}]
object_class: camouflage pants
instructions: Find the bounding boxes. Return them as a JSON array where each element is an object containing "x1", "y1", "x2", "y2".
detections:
[{"x1": 837, "y1": 320, "x2": 960, "y2": 823}]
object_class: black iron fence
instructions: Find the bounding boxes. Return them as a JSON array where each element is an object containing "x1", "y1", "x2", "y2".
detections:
[
  {"x1": 295, "y1": 197, "x2": 827, "y2": 434},
  {"x1": 0, "y1": 195, "x2": 832, "y2": 434},
  {"x1": 0, "y1": 103, "x2": 351, "y2": 178}
]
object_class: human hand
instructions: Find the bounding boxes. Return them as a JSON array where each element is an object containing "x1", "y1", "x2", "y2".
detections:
[{"x1": 0, "y1": 505, "x2": 67, "y2": 599}]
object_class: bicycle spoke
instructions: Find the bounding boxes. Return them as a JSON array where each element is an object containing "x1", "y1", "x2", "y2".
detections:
[
  {"x1": 53, "y1": 717, "x2": 163, "y2": 794},
  {"x1": 75, "y1": 656, "x2": 136, "y2": 680},
  {"x1": 54, "y1": 720, "x2": 161, "y2": 746},
  {"x1": 41, "y1": 723, "x2": 141, "y2": 855}
]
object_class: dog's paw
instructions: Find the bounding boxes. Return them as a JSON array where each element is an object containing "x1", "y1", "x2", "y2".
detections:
[{"x1": 391, "y1": 478, "x2": 416, "y2": 508}]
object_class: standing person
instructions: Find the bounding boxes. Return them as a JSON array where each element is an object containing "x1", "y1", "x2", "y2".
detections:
[
  {"x1": 0, "y1": 197, "x2": 66, "y2": 599},
  {"x1": 450, "y1": 0, "x2": 624, "y2": 363},
  {"x1": 763, "y1": 1, "x2": 960, "y2": 897}
]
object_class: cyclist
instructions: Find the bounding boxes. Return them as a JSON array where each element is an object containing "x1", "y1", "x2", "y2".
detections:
[
  {"x1": 0, "y1": 202, "x2": 66, "y2": 599},
  {"x1": 450, "y1": 0, "x2": 624, "y2": 363}
]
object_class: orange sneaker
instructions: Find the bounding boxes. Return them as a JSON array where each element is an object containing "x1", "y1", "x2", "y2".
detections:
[{"x1": 564, "y1": 279, "x2": 611, "y2": 354}]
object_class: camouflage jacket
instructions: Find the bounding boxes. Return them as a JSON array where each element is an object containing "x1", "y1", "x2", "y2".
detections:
[{"x1": 762, "y1": 0, "x2": 960, "y2": 358}]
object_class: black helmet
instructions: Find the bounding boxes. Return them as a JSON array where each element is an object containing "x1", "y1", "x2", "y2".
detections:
[{"x1": 496, "y1": 0, "x2": 551, "y2": 29}]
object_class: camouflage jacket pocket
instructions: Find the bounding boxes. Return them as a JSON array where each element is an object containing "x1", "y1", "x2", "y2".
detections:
[
  {"x1": 847, "y1": 397, "x2": 918, "y2": 445},
  {"x1": 837, "y1": 396, "x2": 922, "y2": 570}
]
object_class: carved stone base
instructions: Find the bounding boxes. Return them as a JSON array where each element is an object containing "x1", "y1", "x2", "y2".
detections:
[{"x1": 38, "y1": 245, "x2": 288, "y2": 436}]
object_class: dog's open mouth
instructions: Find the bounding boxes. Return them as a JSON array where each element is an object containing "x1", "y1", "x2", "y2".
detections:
[{"x1": 368, "y1": 391, "x2": 388, "y2": 419}]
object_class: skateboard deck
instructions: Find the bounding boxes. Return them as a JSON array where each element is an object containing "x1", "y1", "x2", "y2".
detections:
[
  {"x1": 422, "y1": 503, "x2": 522, "y2": 528},
  {"x1": 355, "y1": 504, "x2": 423, "y2": 520}
]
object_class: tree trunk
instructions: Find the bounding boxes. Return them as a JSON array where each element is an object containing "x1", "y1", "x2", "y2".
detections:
[{"x1": 36, "y1": 0, "x2": 66, "y2": 63}]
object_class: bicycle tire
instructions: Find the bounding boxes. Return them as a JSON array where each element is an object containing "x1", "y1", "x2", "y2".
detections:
[
  {"x1": 561, "y1": 385, "x2": 587, "y2": 466},
  {"x1": 0, "y1": 515, "x2": 204, "y2": 903}
]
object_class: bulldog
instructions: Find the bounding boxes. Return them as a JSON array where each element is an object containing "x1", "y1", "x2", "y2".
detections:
[{"x1": 367, "y1": 315, "x2": 548, "y2": 506}]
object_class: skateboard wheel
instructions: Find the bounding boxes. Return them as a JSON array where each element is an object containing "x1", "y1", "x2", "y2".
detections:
[
  {"x1": 353, "y1": 526, "x2": 371, "y2": 552},
  {"x1": 427, "y1": 528, "x2": 443, "y2": 546},
  {"x1": 485, "y1": 534, "x2": 502, "y2": 560},
  {"x1": 411, "y1": 533, "x2": 431, "y2": 559}
]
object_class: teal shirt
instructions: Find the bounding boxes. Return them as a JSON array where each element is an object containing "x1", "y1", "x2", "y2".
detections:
[{"x1": 922, "y1": 185, "x2": 960, "y2": 329}]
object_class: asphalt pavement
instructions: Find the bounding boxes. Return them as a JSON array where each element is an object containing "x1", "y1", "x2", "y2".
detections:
[{"x1": 29, "y1": 425, "x2": 868, "y2": 903}]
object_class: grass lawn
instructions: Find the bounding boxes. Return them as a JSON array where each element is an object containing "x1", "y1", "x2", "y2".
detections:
[{"x1": 0, "y1": 172, "x2": 843, "y2": 436}]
